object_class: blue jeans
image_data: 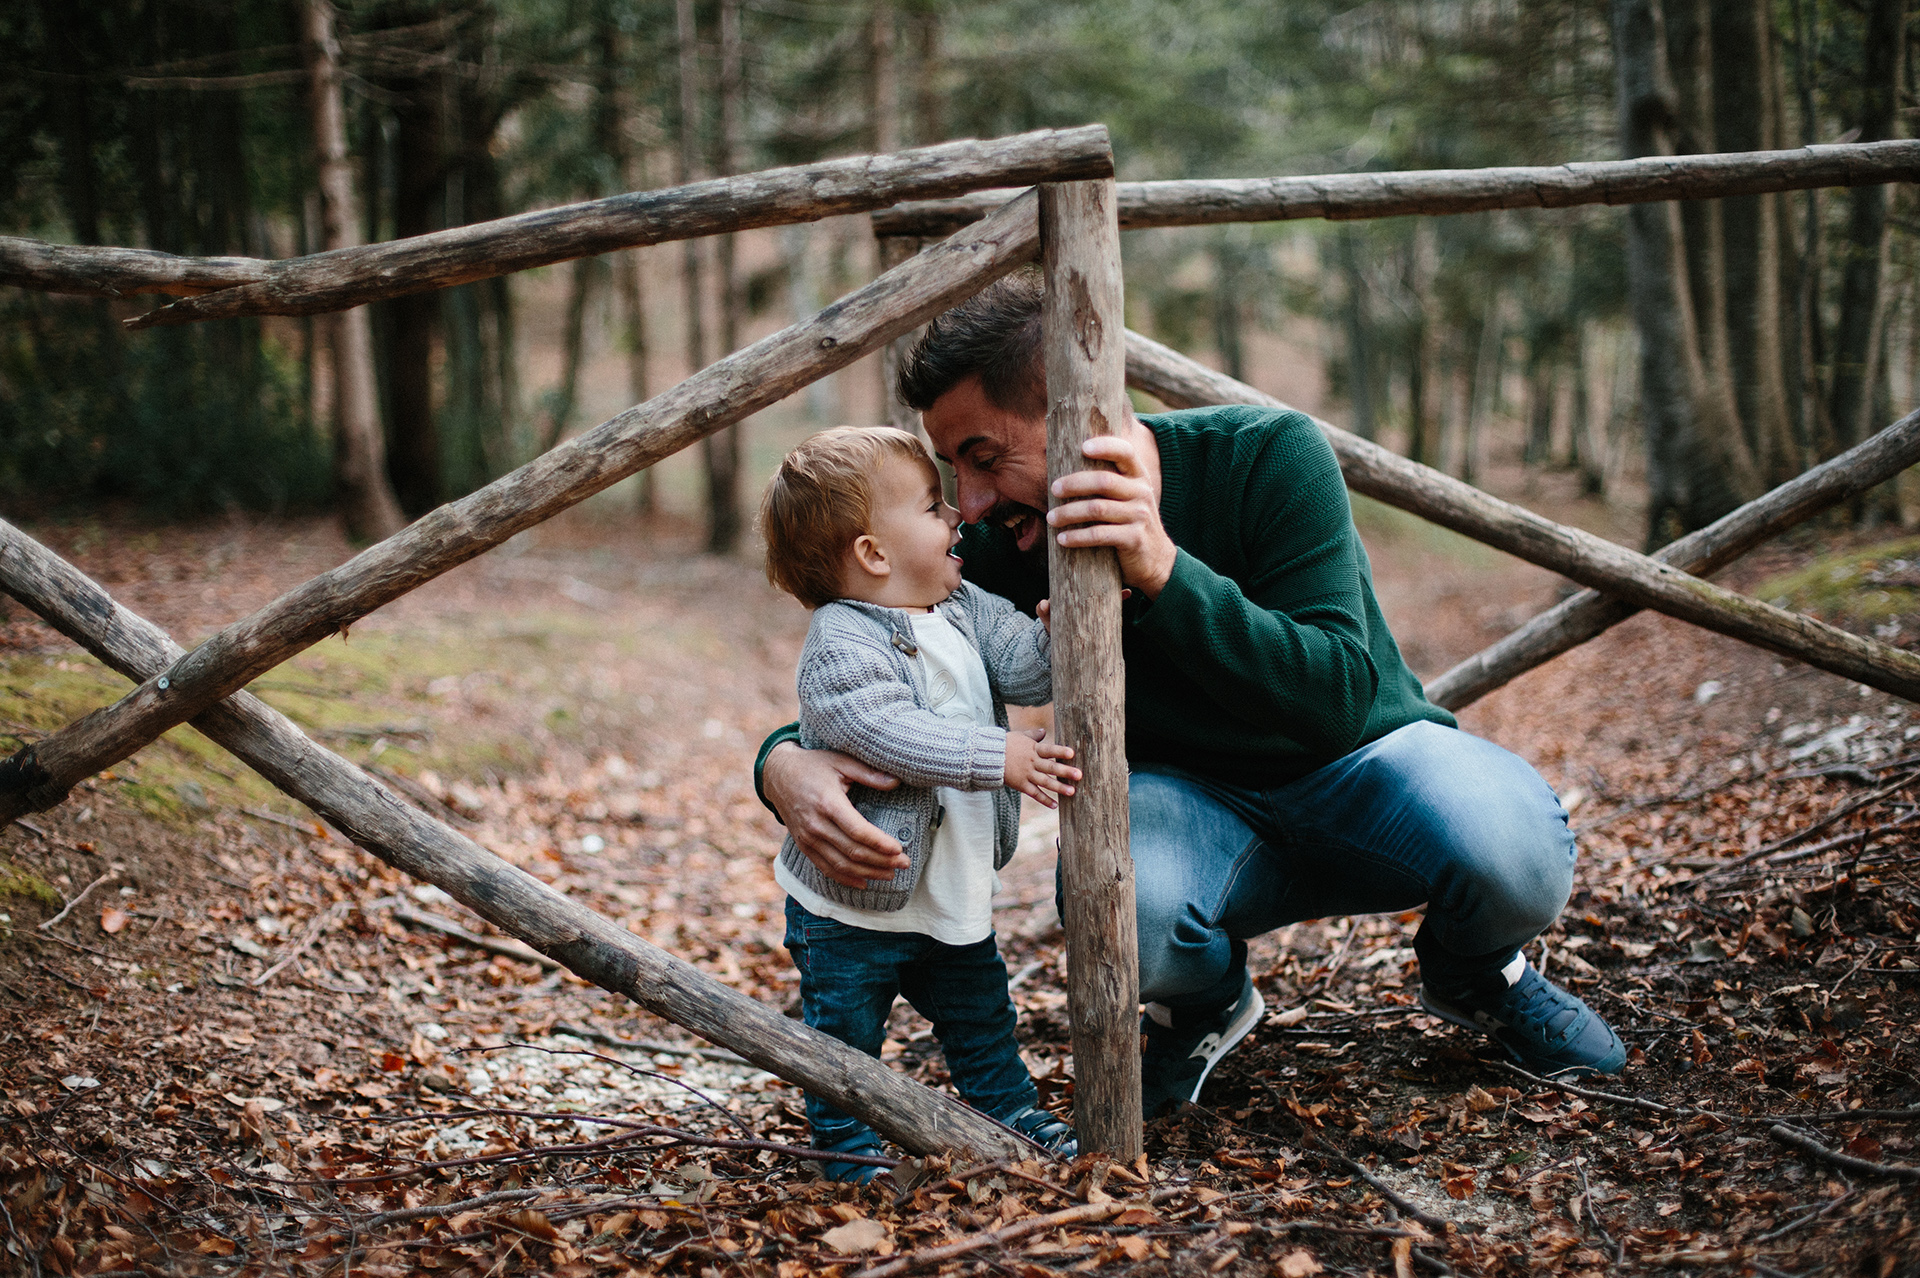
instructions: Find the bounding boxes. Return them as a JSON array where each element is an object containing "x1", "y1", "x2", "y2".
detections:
[
  {"x1": 783, "y1": 898, "x2": 1038, "y2": 1147},
  {"x1": 1080, "y1": 721, "x2": 1576, "y2": 1012}
]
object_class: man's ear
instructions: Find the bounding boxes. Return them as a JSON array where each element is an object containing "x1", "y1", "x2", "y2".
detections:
[{"x1": 848, "y1": 533, "x2": 890, "y2": 579}]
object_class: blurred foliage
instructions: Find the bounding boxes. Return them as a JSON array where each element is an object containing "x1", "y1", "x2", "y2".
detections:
[{"x1": 0, "y1": 0, "x2": 1907, "y2": 516}]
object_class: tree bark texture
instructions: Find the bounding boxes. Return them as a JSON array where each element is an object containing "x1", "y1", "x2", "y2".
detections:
[
  {"x1": 1120, "y1": 329, "x2": 1920, "y2": 705},
  {"x1": 0, "y1": 520, "x2": 1029, "y2": 1164},
  {"x1": 1612, "y1": 0, "x2": 1752, "y2": 545},
  {"x1": 1828, "y1": 0, "x2": 1905, "y2": 457},
  {"x1": 78, "y1": 128, "x2": 1109, "y2": 328},
  {"x1": 1711, "y1": 0, "x2": 1796, "y2": 485},
  {"x1": 0, "y1": 187, "x2": 1062, "y2": 826},
  {"x1": 302, "y1": 0, "x2": 406, "y2": 544},
  {"x1": 1428, "y1": 403, "x2": 1920, "y2": 709},
  {"x1": 1040, "y1": 180, "x2": 1141, "y2": 1160},
  {"x1": 866, "y1": 139, "x2": 1920, "y2": 237}
]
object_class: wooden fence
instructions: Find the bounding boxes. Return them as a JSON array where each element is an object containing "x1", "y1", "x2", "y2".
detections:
[{"x1": 2, "y1": 125, "x2": 1916, "y2": 1161}]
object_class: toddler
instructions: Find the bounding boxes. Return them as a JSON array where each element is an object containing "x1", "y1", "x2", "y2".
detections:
[{"x1": 759, "y1": 426, "x2": 1082, "y2": 1181}]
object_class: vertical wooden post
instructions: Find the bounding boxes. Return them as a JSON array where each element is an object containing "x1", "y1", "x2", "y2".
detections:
[{"x1": 1040, "y1": 178, "x2": 1141, "y2": 1159}]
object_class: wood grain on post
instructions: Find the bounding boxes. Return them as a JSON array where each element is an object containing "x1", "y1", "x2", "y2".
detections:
[
  {"x1": 0, "y1": 184, "x2": 1068, "y2": 826},
  {"x1": 0, "y1": 520, "x2": 1030, "y2": 1163},
  {"x1": 30, "y1": 127, "x2": 1106, "y2": 325},
  {"x1": 871, "y1": 138, "x2": 1920, "y2": 237},
  {"x1": 1120, "y1": 330, "x2": 1920, "y2": 705},
  {"x1": 1426, "y1": 405, "x2": 1920, "y2": 710},
  {"x1": 1040, "y1": 179, "x2": 1142, "y2": 1159}
]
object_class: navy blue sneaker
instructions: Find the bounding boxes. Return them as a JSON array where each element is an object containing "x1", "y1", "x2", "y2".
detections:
[
  {"x1": 1139, "y1": 969, "x2": 1266, "y2": 1118},
  {"x1": 1421, "y1": 956, "x2": 1627, "y2": 1078},
  {"x1": 818, "y1": 1130, "x2": 890, "y2": 1184},
  {"x1": 1003, "y1": 1104, "x2": 1078, "y2": 1158}
]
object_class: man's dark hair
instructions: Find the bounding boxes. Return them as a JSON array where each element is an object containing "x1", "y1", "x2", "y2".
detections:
[{"x1": 897, "y1": 267, "x2": 1045, "y2": 415}]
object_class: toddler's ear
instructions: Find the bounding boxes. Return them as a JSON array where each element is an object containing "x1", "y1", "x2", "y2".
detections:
[{"x1": 849, "y1": 533, "x2": 890, "y2": 579}]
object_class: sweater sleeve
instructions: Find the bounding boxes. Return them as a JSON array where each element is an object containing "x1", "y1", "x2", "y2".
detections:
[
  {"x1": 962, "y1": 583, "x2": 1053, "y2": 707},
  {"x1": 1129, "y1": 422, "x2": 1380, "y2": 757},
  {"x1": 799, "y1": 624, "x2": 1008, "y2": 792}
]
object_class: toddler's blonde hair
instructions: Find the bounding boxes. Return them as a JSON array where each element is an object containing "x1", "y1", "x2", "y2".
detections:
[{"x1": 759, "y1": 426, "x2": 942, "y2": 609}]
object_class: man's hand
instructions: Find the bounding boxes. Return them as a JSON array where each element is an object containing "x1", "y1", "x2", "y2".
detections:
[
  {"x1": 1046, "y1": 421, "x2": 1177, "y2": 599},
  {"x1": 763, "y1": 741, "x2": 910, "y2": 889},
  {"x1": 1004, "y1": 728, "x2": 1080, "y2": 807}
]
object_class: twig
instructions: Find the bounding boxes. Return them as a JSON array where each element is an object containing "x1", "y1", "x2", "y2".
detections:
[
  {"x1": 1696, "y1": 766, "x2": 1920, "y2": 879},
  {"x1": 252, "y1": 903, "x2": 347, "y2": 987},
  {"x1": 548, "y1": 1020, "x2": 746, "y2": 1064},
  {"x1": 11, "y1": 817, "x2": 49, "y2": 840},
  {"x1": 1500, "y1": 1060, "x2": 1920, "y2": 1128},
  {"x1": 1291, "y1": 1128, "x2": 1451, "y2": 1233},
  {"x1": 469, "y1": 1041, "x2": 753, "y2": 1137},
  {"x1": 37, "y1": 870, "x2": 116, "y2": 930},
  {"x1": 1574, "y1": 1156, "x2": 1623, "y2": 1268},
  {"x1": 360, "y1": 1188, "x2": 541, "y2": 1229},
  {"x1": 848, "y1": 1190, "x2": 1182, "y2": 1278},
  {"x1": 390, "y1": 905, "x2": 560, "y2": 970},
  {"x1": 242, "y1": 805, "x2": 326, "y2": 834},
  {"x1": 1768, "y1": 1124, "x2": 1920, "y2": 1180},
  {"x1": 0, "y1": 1191, "x2": 41, "y2": 1278},
  {"x1": 1754, "y1": 1189, "x2": 1855, "y2": 1242}
]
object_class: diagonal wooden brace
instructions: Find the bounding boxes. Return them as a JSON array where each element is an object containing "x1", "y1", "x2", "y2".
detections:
[
  {"x1": 1121, "y1": 330, "x2": 1920, "y2": 706},
  {"x1": 0, "y1": 519, "x2": 1029, "y2": 1163},
  {"x1": 0, "y1": 183, "x2": 1059, "y2": 827},
  {"x1": 1427, "y1": 406, "x2": 1920, "y2": 710}
]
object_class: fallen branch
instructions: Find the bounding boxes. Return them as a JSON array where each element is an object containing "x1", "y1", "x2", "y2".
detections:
[
  {"x1": 1769, "y1": 1124, "x2": 1920, "y2": 1181},
  {"x1": 390, "y1": 904, "x2": 561, "y2": 970},
  {"x1": 0, "y1": 523, "x2": 1030, "y2": 1163},
  {"x1": 37, "y1": 870, "x2": 116, "y2": 931},
  {"x1": 871, "y1": 138, "x2": 1920, "y2": 235},
  {"x1": 849, "y1": 1189, "x2": 1183, "y2": 1278},
  {"x1": 0, "y1": 186, "x2": 1053, "y2": 830},
  {"x1": 1123, "y1": 331, "x2": 1920, "y2": 707},
  {"x1": 360, "y1": 1188, "x2": 542, "y2": 1229},
  {"x1": 1690, "y1": 767, "x2": 1920, "y2": 882}
]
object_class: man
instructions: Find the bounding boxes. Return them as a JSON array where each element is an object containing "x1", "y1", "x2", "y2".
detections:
[{"x1": 758, "y1": 271, "x2": 1624, "y2": 1118}]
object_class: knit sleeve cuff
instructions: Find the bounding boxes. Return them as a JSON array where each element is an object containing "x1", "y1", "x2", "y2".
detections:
[{"x1": 966, "y1": 725, "x2": 1008, "y2": 791}]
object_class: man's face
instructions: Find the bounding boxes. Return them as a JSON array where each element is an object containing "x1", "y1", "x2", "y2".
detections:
[{"x1": 920, "y1": 375, "x2": 1051, "y2": 554}]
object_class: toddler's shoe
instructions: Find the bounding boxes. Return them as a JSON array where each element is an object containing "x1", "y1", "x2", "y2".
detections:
[
  {"x1": 818, "y1": 1130, "x2": 891, "y2": 1185},
  {"x1": 1003, "y1": 1104, "x2": 1078, "y2": 1158}
]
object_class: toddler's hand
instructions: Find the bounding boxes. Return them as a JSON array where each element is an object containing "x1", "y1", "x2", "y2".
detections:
[
  {"x1": 1004, "y1": 727, "x2": 1080, "y2": 808},
  {"x1": 1037, "y1": 599, "x2": 1051, "y2": 633}
]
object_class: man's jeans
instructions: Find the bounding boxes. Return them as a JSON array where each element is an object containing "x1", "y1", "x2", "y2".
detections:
[
  {"x1": 1091, "y1": 721, "x2": 1576, "y2": 1013},
  {"x1": 783, "y1": 898, "x2": 1038, "y2": 1147}
]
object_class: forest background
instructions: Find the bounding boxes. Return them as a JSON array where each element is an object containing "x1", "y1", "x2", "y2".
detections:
[{"x1": 0, "y1": 0, "x2": 1912, "y2": 555}]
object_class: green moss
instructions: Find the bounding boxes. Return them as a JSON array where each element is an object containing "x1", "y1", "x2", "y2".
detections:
[
  {"x1": 0, "y1": 859, "x2": 60, "y2": 906},
  {"x1": 1754, "y1": 536, "x2": 1920, "y2": 627}
]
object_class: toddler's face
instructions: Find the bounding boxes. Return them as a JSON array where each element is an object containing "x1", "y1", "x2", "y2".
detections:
[{"x1": 864, "y1": 455, "x2": 964, "y2": 607}]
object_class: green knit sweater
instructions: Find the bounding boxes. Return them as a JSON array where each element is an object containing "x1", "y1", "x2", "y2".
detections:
[{"x1": 757, "y1": 405, "x2": 1453, "y2": 795}]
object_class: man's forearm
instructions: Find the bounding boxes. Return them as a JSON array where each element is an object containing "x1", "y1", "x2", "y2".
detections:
[{"x1": 754, "y1": 722, "x2": 803, "y2": 816}]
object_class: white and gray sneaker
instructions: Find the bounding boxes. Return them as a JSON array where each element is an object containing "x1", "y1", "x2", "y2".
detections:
[{"x1": 1139, "y1": 970, "x2": 1266, "y2": 1118}]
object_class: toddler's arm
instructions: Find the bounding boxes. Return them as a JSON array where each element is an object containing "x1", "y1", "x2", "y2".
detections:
[
  {"x1": 800, "y1": 633, "x2": 1009, "y2": 793},
  {"x1": 968, "y1": 586, "x2": 1054, "y2": 707}
]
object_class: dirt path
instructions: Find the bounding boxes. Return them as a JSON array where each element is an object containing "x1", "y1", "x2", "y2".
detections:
[{"x1": 1, "y1": 506, "x2": 1915, "y2": 1277}]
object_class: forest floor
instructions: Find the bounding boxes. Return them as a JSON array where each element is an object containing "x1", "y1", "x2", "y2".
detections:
[{"x1": 1, "y1": 480, "x2": 1917, "y2": 1278}]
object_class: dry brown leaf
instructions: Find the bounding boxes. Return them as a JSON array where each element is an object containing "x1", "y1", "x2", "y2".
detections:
[
  {"x1": 1276, "y1": 1248, "x2": 1321, "y2": 1277},
  {"x1": 99, "y1": 905, "x2": 130, "y2": 933},
  {"x1": 821, "y1": 1218, "x2": 891, "y2": 1254}
]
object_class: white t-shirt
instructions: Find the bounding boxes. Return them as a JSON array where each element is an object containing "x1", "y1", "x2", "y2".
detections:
[{"x1": 777, "y1": 611, "x2": 1002, "y2": 945}]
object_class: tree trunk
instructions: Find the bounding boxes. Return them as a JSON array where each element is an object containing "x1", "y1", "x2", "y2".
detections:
[
  {"x1": 302, "y1": 0, "x2": 405, "y2": 543},
  {"x1": 1612, "y1": 0, "x2": 1750, "y2": 546},
  {"x1": 1339, "y1": 227, "x2": 1376, "y2": 441},
  {"x1": 676, "y1": 0, "x2": 710, "y2": 530},
  {"x1": 384, "y1": 79, "x2": 447, "y2": 516},
  {"x1": 1405, "y1": 221, "x2": 1438, "y2": 467},
  {"x1": 596, "y1": 1, "x2": 654, "y2": 512},
  {"x1": 705, "y1": 0, "x2": 745, "y2": 555},
  {"x1": 912, "y1": 11, "x2": 942, "y2": 146},
  {"x1": 1828, "y1": 0, "x2": 1905, "y2": 471},
  {"x1": 1712, "y1": 0, "x2": 1796, "y2": 486},
  {"x1": 542, "y1": 257, "x2": 596, "y2": 452}
]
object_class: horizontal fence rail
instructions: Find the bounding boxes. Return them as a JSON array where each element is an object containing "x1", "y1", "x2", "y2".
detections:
[
  {"x1": 871, "y1": 139, "x2": 1920, "y2": 237},
  {"x1": 0, "y1": 520, "x2": 1031, "y2": 1163},
  {"x1": 1121, "y1": 329, "x2": 1920, "y2": 707},
  {"x1": 0, "y1": 127, "x2": 1112, "y2": 324},
  {"x1": 0, "y1": 186, "x2": 1055, "y2": 826}
]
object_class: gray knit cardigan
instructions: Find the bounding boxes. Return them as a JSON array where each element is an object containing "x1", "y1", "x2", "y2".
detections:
[{"x1": 779, "y1": 581, "x2": 1053, "y2": 912}]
